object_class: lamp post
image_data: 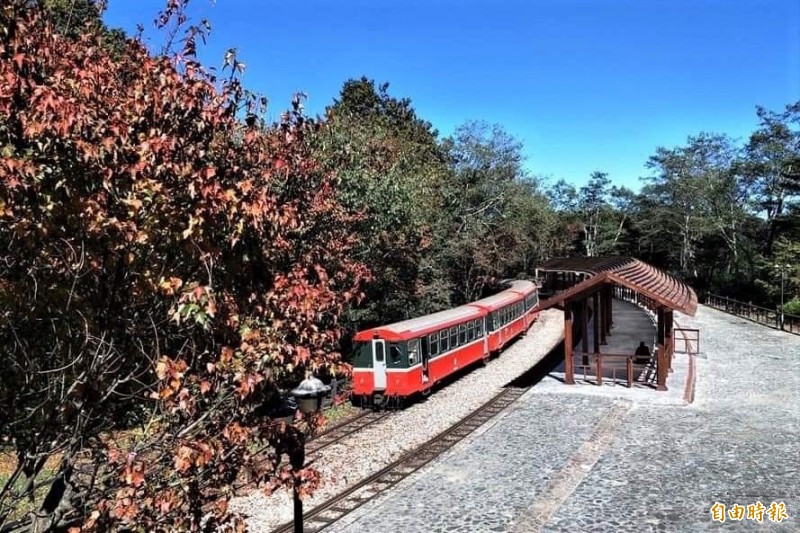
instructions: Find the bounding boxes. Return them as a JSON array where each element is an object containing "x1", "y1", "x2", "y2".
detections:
[
  {"x1": 289, "y1": 376, "x2": 331, "y2": 533},
  {"x1": 776, "y1": 263, "x2": 791, "y2": 330}
]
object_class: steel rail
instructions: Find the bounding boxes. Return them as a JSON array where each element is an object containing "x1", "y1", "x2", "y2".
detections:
[
  {"x1": 271, "y1": 386, "x2": 529, "y2": 533},
  {"x1": 305, "y1": 410, "x2": 391, "y2": 456}
]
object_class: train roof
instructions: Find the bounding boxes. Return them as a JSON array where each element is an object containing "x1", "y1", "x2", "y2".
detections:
[
  {"x1": 468, "y1": 280, "x2": 537, "y2": 312},
  {"x1": 354, "y1": 304, "x2": 484, "y2": 342},
  {"x1": 353, "y1": 280, "x2": 538, "y2": 342}
]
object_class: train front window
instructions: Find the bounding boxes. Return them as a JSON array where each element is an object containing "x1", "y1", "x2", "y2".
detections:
[
  {"x1": 350, "y1": 342, "x2": 369, "y2": 366},
  {"x1": 390, "y1": 345, "x2": 402, "y2": 363}
]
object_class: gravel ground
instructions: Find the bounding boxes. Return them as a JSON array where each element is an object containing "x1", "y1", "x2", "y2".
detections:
[{"x1": 229, "y1": 309, "x2": 565, "y2": 531}]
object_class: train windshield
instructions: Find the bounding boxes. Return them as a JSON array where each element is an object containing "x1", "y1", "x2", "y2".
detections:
[{"x1": 349, "y1": 341, "x2": 369, "y2": 365}]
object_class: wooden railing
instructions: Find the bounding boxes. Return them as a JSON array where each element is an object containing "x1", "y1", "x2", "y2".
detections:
[
  {"x1": 573, "y1": 352, "x2": 655, "y2": 388},
  {"x1": 705, "y1": 294, "x2": 800, "y2": 336},
  {"x1": 673, "y1": 327, "x2": 700, "y2": 355},
  {"x1": 613, "y1": 285, "x2": 657, "y2": 312}
]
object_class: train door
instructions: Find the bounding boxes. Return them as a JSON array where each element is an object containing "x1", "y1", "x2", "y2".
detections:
[
  {"x1": 482, "y1": 316, "x2": 490, "y2": 362},
  {"x1": 372, "y1": 339, "x2": 387, "y2": 390},
  {"x1": 421, "y1": 336, "x2": 430, "y2": 381}
]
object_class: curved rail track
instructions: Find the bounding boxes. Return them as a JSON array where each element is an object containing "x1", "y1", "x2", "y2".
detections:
[{"x1": 271, "y1": 386, "x2": 530, "y2": 533}]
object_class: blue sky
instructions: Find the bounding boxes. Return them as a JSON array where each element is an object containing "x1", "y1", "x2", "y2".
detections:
[{"x1": 104, "y1": 0, "x2": 800, "y2": 191}]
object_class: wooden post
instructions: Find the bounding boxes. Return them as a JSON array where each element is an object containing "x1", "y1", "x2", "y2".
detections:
[
  {"x1": 581, "y1": 298, "x2": 589, "y2": 364},
  {"x1": 605, "y1": 285, "x2": 613, "y2": 334},
  {"x1": 599, "y1": 288, "x2": 607, "y2": 346},
  {"x1": 626, "y1": 357, "x2": 633, "y2": 388},
  {"x1": 592, "y1": 291, "x2": 600, "y2": 354},
  {"x1": 595, "y1": 353, "x2": 603, "y2": 386},
  {"x1": 565, "y1": 303, "x2": 575, "y2": 385},
  {"x1": 665, "y1": 309, "x2": 674, "y2": 372},
  {"x1": 656, "y1": 307, "x2": 667, "y2": 391}
]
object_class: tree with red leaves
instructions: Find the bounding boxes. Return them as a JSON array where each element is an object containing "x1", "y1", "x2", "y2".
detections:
[{"x1": 0, "y1": 1, "x2": 368, "y2": 531}]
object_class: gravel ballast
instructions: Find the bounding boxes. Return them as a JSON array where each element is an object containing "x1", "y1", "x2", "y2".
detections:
[{"x1": 230, "y1": 309, "x2": 565, "y2": 531}]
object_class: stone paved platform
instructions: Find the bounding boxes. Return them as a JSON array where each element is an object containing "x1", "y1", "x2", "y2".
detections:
[{"x1": 325, "y1": 304, "x2": 800, "y2": 532}]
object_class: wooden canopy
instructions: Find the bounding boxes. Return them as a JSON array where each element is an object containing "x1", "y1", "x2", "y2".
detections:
[{"x1": 537, "y1": 256, "x2": 697, "y2": 316}]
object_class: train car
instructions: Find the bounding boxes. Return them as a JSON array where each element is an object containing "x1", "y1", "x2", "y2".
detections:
[
  {"x1": 473, "y1": 279, "x2": 540, "y2": 353},
  {"x1": 351, "y1": 280, "x2": 540, "y2": 406}
]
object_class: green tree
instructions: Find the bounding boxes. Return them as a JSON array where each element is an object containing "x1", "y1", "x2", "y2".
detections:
[
  {"x1": 436, "y1": 121, "x2": 553, "y2": 302},
  {"x1": 41, "y1": 0, "x2": 125, "y2": 50},
  {"x1": 578, "y1": 171, "x2": 611, "y2": 257},
  {"x1": 320, "y1": 78, "x2": 451, "y2": 329},
  {"x1": 745, "y1": 101, "x2": 800, "y2": 253}
]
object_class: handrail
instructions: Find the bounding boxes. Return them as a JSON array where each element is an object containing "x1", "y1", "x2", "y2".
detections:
[
  {"x1": 673, "y1": 327, "x2": 700, "y2": 355},
  {"x1": 705, "y1": 293, "x2": 800, "y2": 336},
  {"x1": 572, "y1": 351, "x2": 653, "y2": 388}
]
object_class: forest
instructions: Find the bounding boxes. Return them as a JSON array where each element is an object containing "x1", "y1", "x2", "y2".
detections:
[{"x1": 0, "y1": 1, "x2": 798, "y2": 531}]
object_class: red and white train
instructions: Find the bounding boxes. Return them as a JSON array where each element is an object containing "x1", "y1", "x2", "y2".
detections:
[{"x1": 351, "y1": 280, "x2": 540, "y2": 406}]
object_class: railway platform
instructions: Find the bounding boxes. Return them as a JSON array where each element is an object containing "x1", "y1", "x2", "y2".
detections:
[
  {"x1": 534, "y1": 298, "x2": 692, "y2": 406},
  {"x1": 325, "y1": 303, "x2": 800, "y2": 532}
]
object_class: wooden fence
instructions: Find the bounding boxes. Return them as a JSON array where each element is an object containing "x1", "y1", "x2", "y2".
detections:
[
  {"x1": 573, "y1": 352, "x2": 655, "y2": 388},
  {"x1": 705, "y1": 294, "x2": 800, "y2": 336}
]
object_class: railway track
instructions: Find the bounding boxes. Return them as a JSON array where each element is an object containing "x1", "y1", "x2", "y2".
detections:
[
  {"x1": 305, "y1": 409, "x2": 391, "y2": 456},
  {"x1": 272, "y1": 386, "x2": 530, "y2": 533}
]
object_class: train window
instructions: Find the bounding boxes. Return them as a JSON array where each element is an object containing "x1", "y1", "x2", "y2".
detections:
[
  {"x1": 467, "y1": 322, "x2": 474, "y2": 341},
  {"x1": 408, "y1": 339, "x2": 419, "y2": 364},
  {"x1": 459, "y1": 324, "x2": 467, "y2": 344},
  {"x1": 375, "y1": 342, "x2": 384, "y2": 362},
  {"x1": 440, "y1": 329, "x2": 449, "y2": 352},
  {"x1": 390, "y1": 345, "x2": 402, "y2": 363},
  {"x1": 421, "y1": 336, "x2": 429, "y2": 359},
  {"x1": 450, "y1": 326, "x2": 458, "y2": 347},
  {"x1": 477, "y1": 319, "x2": 483, "y2": 336},
  {"x1": 429, "y1": 332, "x2": 439, "y2": 356}
]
